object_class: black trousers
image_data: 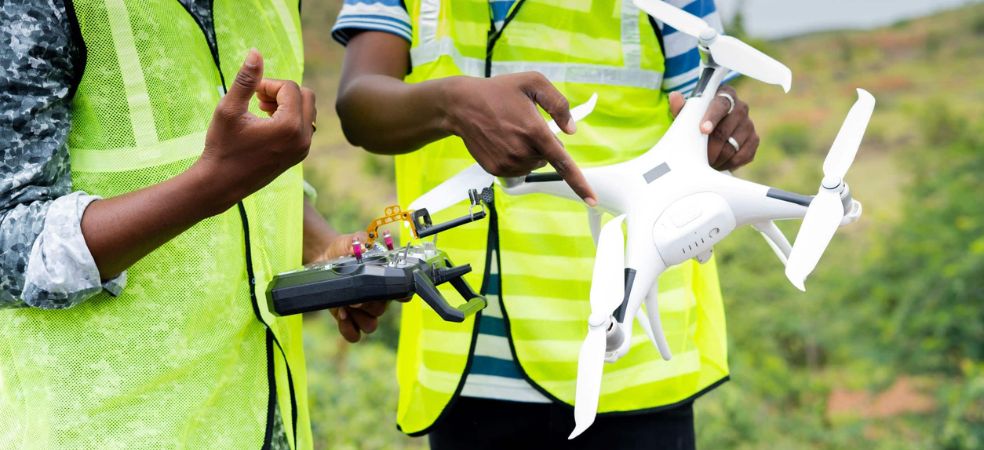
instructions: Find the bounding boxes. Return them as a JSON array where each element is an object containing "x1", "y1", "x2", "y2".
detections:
[{"x1": 428, "y1": 397, "x2": 695, "y2": 450}]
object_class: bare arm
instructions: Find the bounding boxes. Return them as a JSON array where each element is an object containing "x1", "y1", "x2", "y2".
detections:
[
  {"x1": 83, "y1": 51, "x2": 316, "y2": 279},
  {"x1": 336, "y1": 31, "x2": 597, "y2": 204},
  {"x1": 335, "y1": 32, "x2": 448, "y2": 154}
]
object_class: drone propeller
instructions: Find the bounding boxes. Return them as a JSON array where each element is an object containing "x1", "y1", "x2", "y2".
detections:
[
  {"x1": 570, "y1": 214, "x2": 626, "y2": 440},
  {"x1": 786, "y1": 89, "x2": 875, "y2": 290},
  {"x1": 409, "y1": 94, "x2": 599, "y2": 215},
  {"x1": 549, "y1": 93, "x2": 598, "y2": 134},
  {"x1": 408, "y1": 163, "x2": 495, "y2": 214},
  {"x1": 633, "y1": 0, "x2": 792, "y2": 92},
  {"x1": 587, "y1": 207, "x2": 603, "y2": 245}
]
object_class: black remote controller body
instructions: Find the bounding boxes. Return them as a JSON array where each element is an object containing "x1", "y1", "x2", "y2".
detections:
[{"x1": 266, "y1": 242, "x2": 487, "y2": 322}]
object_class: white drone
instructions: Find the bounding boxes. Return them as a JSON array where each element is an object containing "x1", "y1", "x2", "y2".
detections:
[{"x1": 410, "y1": 0, "x2": 875, "y2": 439}]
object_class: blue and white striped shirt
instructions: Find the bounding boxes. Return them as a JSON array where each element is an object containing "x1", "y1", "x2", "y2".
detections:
[
  {"x1": 332, "y1": 0, "x2": 724, "y2": 93},
  {"x1": 332, "y1": 0, "x2": 724, "y2": 404}
]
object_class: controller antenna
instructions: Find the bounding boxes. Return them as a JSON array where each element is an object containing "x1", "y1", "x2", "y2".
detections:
[
  {"x1": 383, "y1": 230, "x2": 395, "y2": 250},
  {"x1": 352, "y1": 237, "x2": 364, "y2": 263}
]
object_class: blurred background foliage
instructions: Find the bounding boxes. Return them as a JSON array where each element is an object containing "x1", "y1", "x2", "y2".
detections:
[{"x1": 297, "y1": 2, "x2": 983, "y2": 448}]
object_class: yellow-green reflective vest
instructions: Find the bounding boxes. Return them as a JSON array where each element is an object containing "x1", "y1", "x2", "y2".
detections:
[
  {"x1": 394, "y1": 0, "x2": 730, "y2": 435},
  {"x1": 0, "y1": 1, "x2": 312, "y2": 449}
]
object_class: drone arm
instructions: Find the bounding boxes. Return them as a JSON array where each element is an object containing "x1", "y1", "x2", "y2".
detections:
[
  {"x1": 500, "y1": 173, "x2": 585, "y2": 203},
  {"x1": 711, "y1": 173, "x2": 811, "y2": 226},
  {"x1": 635, "y1": 65, "x2": 730, "y2": 169}
]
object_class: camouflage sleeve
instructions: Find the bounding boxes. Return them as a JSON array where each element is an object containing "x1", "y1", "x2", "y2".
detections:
[{"x1": 0, "y1": 0, "x2": 126, "y2": 309}]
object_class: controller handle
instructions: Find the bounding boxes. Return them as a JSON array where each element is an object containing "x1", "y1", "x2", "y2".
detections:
[{"x1": 412, "y1": 264, "x2": 487, "y2": 323}]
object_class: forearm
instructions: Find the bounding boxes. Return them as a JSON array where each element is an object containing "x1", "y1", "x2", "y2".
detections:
[
  {"x1": 335, "y1": 31, "x2": 455, "y2": 154},
  {"x1": 336, "y1": 74, "x2": 456, "y2": 154},
  {"x1": 80, "y1": 162, "x2": 230, "y2": 279},
  {"x1": 302, "y1": 199, "x2": 341, "y2": 264}
]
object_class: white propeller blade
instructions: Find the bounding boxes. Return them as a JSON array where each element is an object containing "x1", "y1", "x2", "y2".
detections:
[
  {"x1": 587, "y1": 207, "x2": 602, "y2": 246},
  {"x1": 823, "y1": 89, "x2": 876, "y2": 179},
  {"x1": 548, "y1": 93, "x2": 598, "y2": 134},
  {"x1": 407, "y1": 163, "x2": 494, "y2": 215},
  {"x1": 633, "y1": 0, "x2": 707, "y2": 36},
  {"x1": 589, "y1": 215, "x2": 626, "y2": 322},
  {"x1": 785, "y1": 191, "x2": 843, "y2": 291},
  {"x1": 786, "y1": 89, "x2": 875, "y2": 290},
  {"x1": 633, "y1": 0, "x2": 792, "y2": 92},
  {"x1": 571, "y1": 214, "x2": 625, "y2": 439},
  {"x1": 570, "y1": 326, "x2": 606, "y2": 439},
  {"x1": 709, "y1": 36, "x2": 792, "y2": 93}
]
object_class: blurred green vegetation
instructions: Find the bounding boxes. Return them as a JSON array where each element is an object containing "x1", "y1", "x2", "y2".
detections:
[{"x1": 297, "y1": 3, "x2": 984, "y2": 449}]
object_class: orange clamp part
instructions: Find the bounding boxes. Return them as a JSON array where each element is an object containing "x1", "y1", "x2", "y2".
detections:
[{"x1": 365, "y1": 205, "x2": 418, "y2": 247}]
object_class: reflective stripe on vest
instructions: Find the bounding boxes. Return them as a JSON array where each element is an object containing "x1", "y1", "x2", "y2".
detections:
[
  {"x1": 394, "y1": 0, "x2": 729, "y2": 435},
  {"x1": 0, "y1": 1, "x2": 312, "y2": 449}
]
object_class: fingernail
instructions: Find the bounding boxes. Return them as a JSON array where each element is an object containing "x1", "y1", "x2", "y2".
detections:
[
  {"x1": 567, "y1": 118, "x2": 577, "y2": 134},
  {"x1": 702, "y1": 121, "x2": 713, "y2": 133},
  {"x1": 352, "y1": 303, "x2": 363, "y2": 309},
  {"x1": 338, "y1": 309, "x2": 347, "y2": 320},
  {"x1": 584, "y1": 197, "x2": 598, "y2": 207},
  {"x1": 244, "y1": 48, "x2": 260, "y2": 69}
]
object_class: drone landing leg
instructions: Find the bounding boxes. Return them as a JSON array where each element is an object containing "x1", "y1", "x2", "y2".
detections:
[
  {"x1": 642, "y1": 280, "x2": 672, "y2": 360},
  {"x1": 751, "y1": 221, "x2": 792, "y2": 266}
]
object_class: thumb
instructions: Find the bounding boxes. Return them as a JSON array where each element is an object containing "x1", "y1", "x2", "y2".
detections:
[
  {"x1": 224, "y1": 49, "x2": 264, "y2": 112},
  {"x1": 669, "y1": 91, "x2": 685, "y2": 118}
]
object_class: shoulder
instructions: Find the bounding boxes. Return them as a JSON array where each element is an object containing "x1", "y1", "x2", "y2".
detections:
[
  {"x1": 0, "y1": 0, "x2": 81, "y2": 208},
  {"x1": 1, "y1": 0, "x2": 83, "y2": 96}
]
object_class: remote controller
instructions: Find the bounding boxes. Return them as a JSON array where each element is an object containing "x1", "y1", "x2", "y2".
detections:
[
  {"x1": 266, "y1": 189, "x2": 493, "y2": 322},
  {"x1": 266, "y1": 242, "x2": 486, "y2": 322}
]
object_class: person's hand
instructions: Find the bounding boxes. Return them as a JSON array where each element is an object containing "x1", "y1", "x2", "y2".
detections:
[
  {"x1": 195, "y1": 49, "x2": 316, "y2": 212},
  {"x1": 444, "y1": 73, "x2": 597, "y2": 206},
  {"x1": 669, "y1": 85, "x2": 759, "y2": 171},
  {"x1": 314, "y1": 231, "x2": 368, "y2": 261},
  {"x1": 310, "y1": 231, "x2": 393, "y2": 343},
  {"x1": 330, "y1": 301, "x2": 388, "y2": 343}
]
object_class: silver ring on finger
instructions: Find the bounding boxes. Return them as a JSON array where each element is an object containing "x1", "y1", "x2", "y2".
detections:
[
  {"x1": 727, "y1": 137, "x2": 740, "y2": 153},
  {"x1": 717, "y1": 92, "x2": 736, "y2": 115}
]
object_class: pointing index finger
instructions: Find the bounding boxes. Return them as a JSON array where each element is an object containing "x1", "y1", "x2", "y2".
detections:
[{"x1": 535, "y1": 128, "x2": 597, "y2": 206}]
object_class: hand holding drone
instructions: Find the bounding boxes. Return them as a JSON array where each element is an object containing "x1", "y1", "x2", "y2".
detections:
[{"x1": 410, "y1": 0, "x2": 875, "y2": 438}]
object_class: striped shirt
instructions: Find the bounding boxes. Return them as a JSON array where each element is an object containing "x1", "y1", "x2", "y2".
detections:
[{"x1": 333, "y1": 0, "x2": 724, "y2": 404}]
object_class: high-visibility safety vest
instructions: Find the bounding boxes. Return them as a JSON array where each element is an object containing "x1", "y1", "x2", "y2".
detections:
[
  {"x1": 394, "y1": 0, "x2": 730, "y2": 435},
  {"x1": 0, "y1": 1, "x2": 311, "y2": 449}
]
